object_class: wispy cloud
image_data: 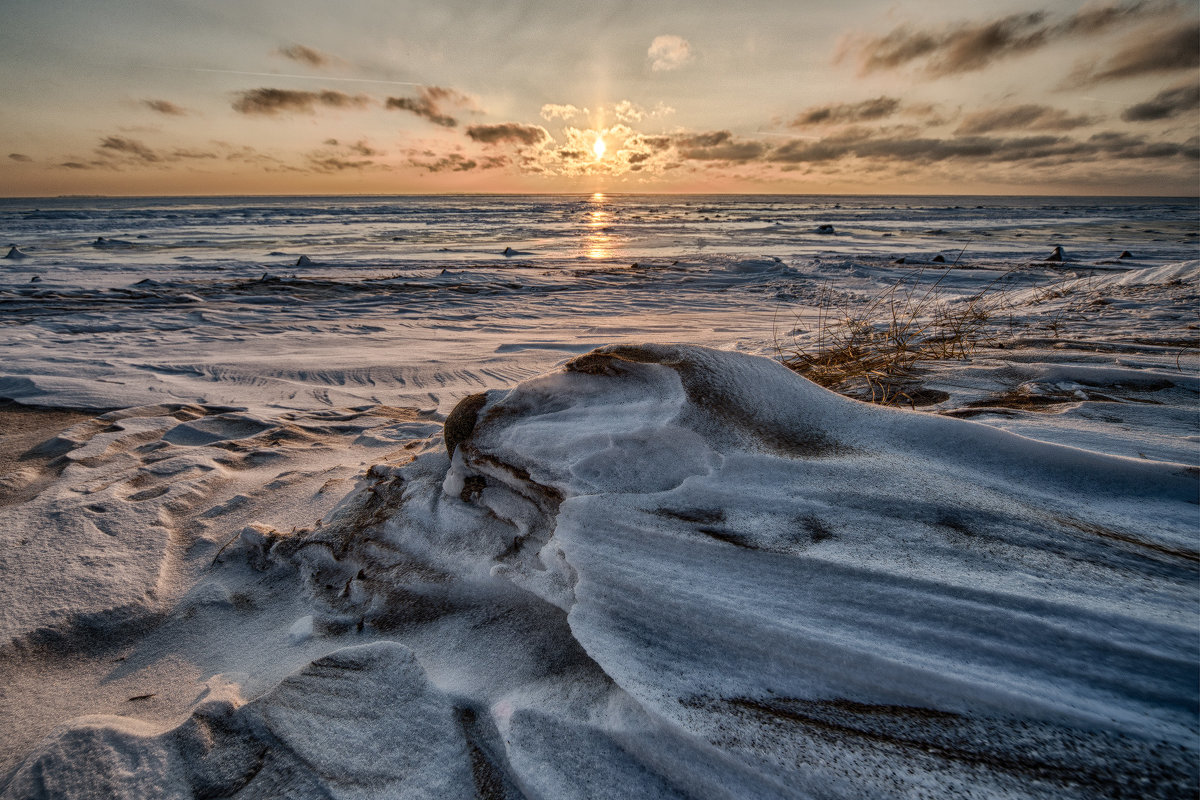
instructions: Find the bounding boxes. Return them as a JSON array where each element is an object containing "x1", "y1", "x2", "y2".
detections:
[
  {"x1": 385, "y1": 86, "x2": 477, "y2": 127},
  {"x1": 791, "y1": 97, "x2": 901, "y2": 126},
  {"x1": 405, "y1": 151, "x2": 508, "y2": 173},
  {"x1": 304, "y1": 138, "x2": 385, "y2": 172},
  {"x1": 142, "y1": 99, "x2": 188, "y2": 116},
  {"x1": 1066, "y1": 21, "x2": 1199, "y2": 86},
  {"x1": 99, "y1": 136, "x2": 162, "y2": 163},
  {"x1": 541, "y1": 103, "x2": 586, "y2": 121},
  {"x1": 955, "y1": 104, "x2": 1099, "y2": 134},
  {"x1": 839, "y1": 3, "x2": 1166, "y2": 77},
  {"x1": 648, "y1": 35, "x2": 693, "y2": 72},
  {"x1": 8, "y1": 153, "x2": 32, "y2": 162},
  {"x1": 1122, "y1": 82, "x2": 1200, "y2": 121},
  {"x1": 232, "y1": 88, "x2": 371, "y2": 115},
  {"x1": 323, "y1": 138, "x2": 380, "y2": 157},
  {"x1": 275, "y1": 43, "x2": 339, "y2": 68}
]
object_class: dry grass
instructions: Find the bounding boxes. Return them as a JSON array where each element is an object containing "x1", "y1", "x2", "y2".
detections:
[{"x1": 779, "y1": 269, "x2": 1013, "y2": 406}]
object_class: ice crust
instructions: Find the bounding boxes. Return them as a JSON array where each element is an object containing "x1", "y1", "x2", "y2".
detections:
[{"x1": 5, "y1": 342, "x2": 1194, "y2": 799}]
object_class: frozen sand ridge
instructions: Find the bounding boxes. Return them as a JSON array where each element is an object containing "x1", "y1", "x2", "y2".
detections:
[{"x1": 4, "y1": 345, "x2": 1197, "y2": 798}]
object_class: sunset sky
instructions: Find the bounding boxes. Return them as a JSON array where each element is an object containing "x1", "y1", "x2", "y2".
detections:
[{"x1": 2, "y1": 0, "x2": 1197, "y2": 196}]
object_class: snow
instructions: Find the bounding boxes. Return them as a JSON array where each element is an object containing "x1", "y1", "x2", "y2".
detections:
[{"x1": 0, "y1": 195, "x2": 1196, "y2": 798}]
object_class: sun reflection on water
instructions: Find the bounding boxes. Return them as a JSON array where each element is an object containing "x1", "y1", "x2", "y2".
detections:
[{"x1": 584, "y1": 193, "x2": 612, "y2": 259}]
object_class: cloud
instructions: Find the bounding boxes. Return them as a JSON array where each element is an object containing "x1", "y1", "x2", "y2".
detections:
[
  {"x1": 840, "y1": 3, "x2": 1163, "y2": 77},
  {"x1": 142, "y1": 99, "x2": 187, "y2": 116},
  {"x1": 323, "y1": 138, "x2": 380, "y2": 156},
  {"x1": 1122, "y1": 82, "x2": 1200, "y2": 121},
  {"x1": 169, "y1": 148, "x2": 218, "y2": 160},
  {"x1": 648, "y1": 35, "x2": 692, "y2": 71},
  {"x1": 232, "y1": 88, "x2": 370, "y2": 115},
  {"x1": 276, "y1": 44, "x2": 337, "y2": 68},
  {"x1": 466, "y1": 123, "x2": 551, "y2": 146},
  {"x1": 672, "y1": 131, "x2": 767, "y2": 162},
  {"x1": 764, "y1": 129, "x2": 1196, "y2": 165},
  {"x1": 8, "y1": 153, "x2": 32, "y2": 162},
  {"x1": 612, "y1": 100, "x2": 675, "y2": 123},
  {"x1": 1068, "y1": 21, "x2": 1199, "y2": 85},
  {"x1": 406, "y1": 151, "x2": 508, "y2": 173},
  {"x1": 99, "y1": 136, "x2": 161, "y2": 163},
  {"x1": 304, "y1": 138, "x2": 385, "y2": 172},
  {"x1": 541, "y1": 103, "x2": 586, "y2": 121},
  {"x1": 791, "y1": 96, "x2": 902, "y2": 126},
  {"x1": 385, "y1": 86, "x2": 476, "y2": 127},
  {"x1": 955, "y1": 104, "x2": 1100, "y2": 134},
  {"x1": 308, "y1": 156, "x2": 373, "y2": 172},
  {"x1": 75, "y1": 137, "x2": 224, "y2": 169}
]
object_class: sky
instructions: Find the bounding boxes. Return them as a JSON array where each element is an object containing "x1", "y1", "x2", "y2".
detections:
[{"x1": 1, "y1": 0, "x2": 1197, "y2": 196}]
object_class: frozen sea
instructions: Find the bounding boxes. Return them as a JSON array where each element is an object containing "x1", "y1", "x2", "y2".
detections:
[{"x1": 0, "y1": 194, "x2": 1197, "y2": 799}]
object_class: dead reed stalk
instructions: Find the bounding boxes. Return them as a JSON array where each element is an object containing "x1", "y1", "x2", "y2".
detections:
[{"x1": 779, "y1": 268, "x2": 1014, "y2": 405}]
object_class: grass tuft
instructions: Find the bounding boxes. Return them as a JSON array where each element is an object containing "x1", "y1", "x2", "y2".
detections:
[{"x1": 779, "y1": 268, "x2": 1013, "y2": 406}]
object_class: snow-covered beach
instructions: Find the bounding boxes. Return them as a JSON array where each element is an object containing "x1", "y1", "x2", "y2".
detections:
[{"x1": 0, "y1": 194, "x2": 1196, "y2": 798}]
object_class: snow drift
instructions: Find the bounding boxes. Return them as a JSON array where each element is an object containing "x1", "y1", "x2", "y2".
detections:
[{"x1": 3, "y1": 344, "x2": 1196, "y2": 799}]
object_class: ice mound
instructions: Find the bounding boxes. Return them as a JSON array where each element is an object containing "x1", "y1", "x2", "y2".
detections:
[
  {"x1": 3, "y1": 246, "x2": 28, "y2": 260},
  {"x1": 6, "y1": 345, "x2": 1196, "y2": 798}
]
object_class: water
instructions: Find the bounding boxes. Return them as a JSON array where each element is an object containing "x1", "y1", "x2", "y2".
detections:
[
  {"x1": 1, "y1": 193, "x2": 1196, "y2": 414},
  {"x1": 2, "y1": 194, "x2": 1197, "y2": 277}
]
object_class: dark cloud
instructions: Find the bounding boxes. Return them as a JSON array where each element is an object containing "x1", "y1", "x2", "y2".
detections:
[
  {"x1": 842, "y1": 3, "x2": 1161, "y2": 76},
  {"x1": 276, "y1": 44, "x2": 335, "y2": 67},
  {"x1": 764, "y1": 128, "x2": 1196, "y2": 165},
  {"x1": 142, "y1": 99, "x2": 187, "y2": 116},
  {"x1": 99, "y1": 136, "x2": 161, "y2": 163},
  {"x1": 673, "y1": 131, "x2": 732, "y2": 148},
  {"x1": 465, "y1": 123, "x2": 550, "y2": 145},
  {"x1": 667, "y1": 131, "x2": 768, "y2": 162},
  {"x1": 956, "y1": 104, "x2": 1099, "y2": 134},
  {"x1": 385, "y1": 87, "x2": 475, "y2": 128},
  {"x1": 1122, "y1": 82, "x2": 1200, "y2": 121},
  {"x1": 639, "y1": 135, "x2": 674, "y2": 151},
  {"x1": 232, "y1": 88, "x2": 370, "y2": 115},
  {"x1": 59, "y1": 162, "x2": 91, "y2": 170},
  {"x1": 1069, "y1": 21, "x2": 1200, "y2": 85},
  {"x1": 679, "y1": 141, "x2": 767, "y2": 162},
  {"x1": 8, "y1": 153, "x2": 32, "y2": 162},
  {"x1": 791, "y1": 96, "x2": 902, "y2": 126}
]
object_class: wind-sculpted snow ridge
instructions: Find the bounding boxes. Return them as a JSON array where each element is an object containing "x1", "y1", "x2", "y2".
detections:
[{"x1": 4, "y1": 345, "x2": 1197, "y2": 799}]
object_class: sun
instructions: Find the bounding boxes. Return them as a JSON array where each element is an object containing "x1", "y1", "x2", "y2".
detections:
[{"x1": 592, "y1": 136, "x2": 606, "y2": 159}]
